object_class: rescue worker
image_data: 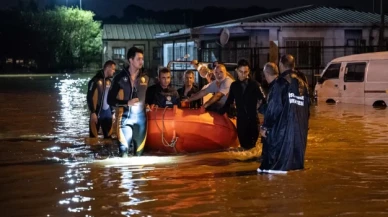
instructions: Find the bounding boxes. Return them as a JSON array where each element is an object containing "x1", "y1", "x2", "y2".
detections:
[
  {"x1": 87, "y1": 60, "x2": 116, "y2": 138},
  {"x1": 219, "y1": 59, "x2": 266, "y2": 150},
  {"x1": 258, "y1": 58, "x2": 309, "y2": 173},
  {"x1": 107, "y1": 47, "x2": 149, "y2": 157}
]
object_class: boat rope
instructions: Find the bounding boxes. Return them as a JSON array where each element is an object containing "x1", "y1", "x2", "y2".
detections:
[{"x1": 154, "y1": 106, "x2": 178, "y2": 152}]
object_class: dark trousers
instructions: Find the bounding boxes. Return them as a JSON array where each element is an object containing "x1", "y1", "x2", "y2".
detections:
[
  {"x1": 236, "y1": 117, "x2": 259, "y2": 150},
  {"x1": 89, "y1": 109, "x2": 113, "y2": 138}
]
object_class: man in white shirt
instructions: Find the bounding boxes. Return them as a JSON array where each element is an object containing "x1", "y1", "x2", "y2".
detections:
[{"x1": 184, "y1": 64, "x2": 234, "y2": 112}]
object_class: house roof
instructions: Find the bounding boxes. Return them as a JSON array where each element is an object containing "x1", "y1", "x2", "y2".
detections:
[
  {"x1": 155, "y1": 5, "x2": 388, "y2": 39},
  {"x1": 204, "y1": 5, "x2": 388, "y2": 28},
  {"x1": 102, "y1": 24, "x2": 187, "y2": 40}
]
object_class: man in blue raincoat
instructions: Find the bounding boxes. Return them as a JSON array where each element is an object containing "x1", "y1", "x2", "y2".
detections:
[{"x1": 258, "y1": 56, "x2": 309, "y2": 173}]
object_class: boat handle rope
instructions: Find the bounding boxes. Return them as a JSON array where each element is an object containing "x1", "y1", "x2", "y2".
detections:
[{"x1": 154, "y1": 106, "x2": 178, "y2": 152}]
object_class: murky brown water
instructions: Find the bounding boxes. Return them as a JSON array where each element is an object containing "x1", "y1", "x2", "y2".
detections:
[{"x1": 1, "y1": 74, "x2": 388, "y2": 217}]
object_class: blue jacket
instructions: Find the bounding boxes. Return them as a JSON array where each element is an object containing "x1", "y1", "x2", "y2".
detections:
[{"x1": 261, "y1": 70, "x2": 310, "y2": 171}]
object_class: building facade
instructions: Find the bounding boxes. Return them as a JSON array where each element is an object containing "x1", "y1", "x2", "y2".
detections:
[
  {"x1": 102, "y1": 24, "x2": 186, "y2": 74},
  {"x1": 155, "y1": 5, "x2": 388, "y2": 86}
]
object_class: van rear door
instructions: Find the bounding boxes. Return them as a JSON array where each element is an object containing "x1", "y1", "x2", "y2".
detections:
[{"x1": 340, "y1": 62, "x2": 366, "y2": 104}]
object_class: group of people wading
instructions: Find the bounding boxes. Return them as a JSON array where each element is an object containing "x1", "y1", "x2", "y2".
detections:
[{"x1": 87, "y1": 46, "x2": 310, "y2": 173}]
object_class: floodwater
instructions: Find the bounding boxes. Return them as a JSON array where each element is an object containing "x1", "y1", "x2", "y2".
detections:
[{"x1": 1, "y1": 74, "x2": 388, "y2": 217}]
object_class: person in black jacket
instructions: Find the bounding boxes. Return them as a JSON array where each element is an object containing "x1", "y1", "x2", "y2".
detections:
[
  {"x1": 219, "y1": 59, "x2": 266, "y2": 150},
  {"x1": 87, "y1": 60, "x2": 116, "y2": 138},
  {"x1": 258, "y1": 60, "x2": 309, "y2": 173},
  {"x1": 107, "y1": 47, "x2": 149, "y2": 157},
  {"x1": 279, "y1": 54, "x2": 308, "y2": 85},
  {"x1": 145, "y1": 67, "x2": 180, "y2": 108},
  {"x1": 177, "y1": 70, "x2": 201, "y2": 108},
  {"x1": 279, "y1": 54, "x2": 310, "y2": 118}
]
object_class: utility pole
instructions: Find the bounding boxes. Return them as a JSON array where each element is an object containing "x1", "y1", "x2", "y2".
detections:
[
  {"x1": 373, "y1": 0, "x2": 375, "y2": 13},
  {"x1": 379, "y1": 0, "x2": 385, "y2": 50},
  {"x1": 79, "y1": 0, "x2": 82, "y2": 9}
]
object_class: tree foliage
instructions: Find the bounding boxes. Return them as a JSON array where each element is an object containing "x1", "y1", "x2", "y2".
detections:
[
  {"x1": 0, "y1": 6, "x2": 101, "y2": 72},
  {"x1": 24, "y1": 6, "x2": 102, "y2": 71}
]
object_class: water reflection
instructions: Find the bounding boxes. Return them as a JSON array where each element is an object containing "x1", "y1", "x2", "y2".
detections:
[
  {"x1": 58, "y1": 161, "x2": 94, "y2": 215},
  {"x1": 54, "y1": 76, "x2": 90, "y2": 142},
  {"x1": 47, "y1": 75, "x2": 97, "y2": 216},
  {"x1": 2, "y1": 75, "x2": 388, "y2": 216},
  {"x1": 118, "y1": 167, "x2": 156, "y2": 215},
  {"x1": 312, "y1": 103, "x2": 388, "y2": 144}
]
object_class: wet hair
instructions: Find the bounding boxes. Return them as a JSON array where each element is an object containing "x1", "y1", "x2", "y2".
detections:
[
  {"x1": 280, "y1": 54, "x2": 295, "y2": 69},
  {"x1": 158, "y1": 67, "x2": 171, "y2": 77},
  {"x1": 184, "y1": 70, "x2": 195, "y2": 77},
  {"x1": 263, "y1": 62, "x2": 279, "y2": 76},
  {"x1": 103, "y1": 60, "x2": 116, "y2": 69},
  {"x1": 237, "y1": 59, "x2": 250, "y2": 69},
  {"x1": 127, "y1": 46, "x2": 144, "y2": 60}
]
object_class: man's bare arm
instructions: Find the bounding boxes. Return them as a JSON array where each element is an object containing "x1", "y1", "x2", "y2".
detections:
[
  {"x1": 187, "y1": 89, "x2": 207, "y2": 102},
  {"x1": 203, "y1": 92, "x2": 224, "y2": 108}
]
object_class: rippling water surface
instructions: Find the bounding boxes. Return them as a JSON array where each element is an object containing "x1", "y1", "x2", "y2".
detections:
[{"x1": 1, "y1": 74, "x2": 388, "y2": 217}]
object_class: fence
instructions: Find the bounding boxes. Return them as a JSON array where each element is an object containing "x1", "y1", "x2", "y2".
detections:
[{"x1": 199, "y1": 45, "x2": 388, "y2": 87}]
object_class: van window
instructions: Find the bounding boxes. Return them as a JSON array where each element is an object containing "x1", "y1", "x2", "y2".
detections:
[
  {"x1": 317, "y1": 63, "x2": 340, "y2": 84},
  {"x1": 367, "y1": 60, "x2": 388, "y2": 82},
  {"x1": 344, "y1": 62, "x2": 366, "y2": 82}
]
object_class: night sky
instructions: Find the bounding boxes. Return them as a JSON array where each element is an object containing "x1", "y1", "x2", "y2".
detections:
[{"x1": 0, "y1": 0, "x2": 381, "y2": 18}]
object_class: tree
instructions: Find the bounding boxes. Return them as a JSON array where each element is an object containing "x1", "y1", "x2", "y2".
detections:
[{"x1": 23, "y1": 6, "x2": 102, "y2": 71}]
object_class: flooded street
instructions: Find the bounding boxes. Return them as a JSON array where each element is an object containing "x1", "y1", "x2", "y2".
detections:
[{"x1": 1, "y1": 75, "x2": 388, "y2": 217}]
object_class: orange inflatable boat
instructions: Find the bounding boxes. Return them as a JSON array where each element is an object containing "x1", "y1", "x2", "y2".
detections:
[{"x1": 145, "y1": 106, "x2": 238, "y2": 154}]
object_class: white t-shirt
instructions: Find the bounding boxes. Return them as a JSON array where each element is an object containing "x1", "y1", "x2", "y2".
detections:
[{"x1": 202, "y1": 76, "x2": 233, "y2": 109}]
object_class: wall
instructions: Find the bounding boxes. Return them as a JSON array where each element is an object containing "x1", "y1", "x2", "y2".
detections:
[
  {"x1": 159, "y1": 25, "x2": 388, "y2": 86},
  {"x1": 103, "y1": 39, "x2": 162, "y2": 73}
]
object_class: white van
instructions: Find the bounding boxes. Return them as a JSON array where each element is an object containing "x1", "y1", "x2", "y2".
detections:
[{"x1": 314, "y1": 52, "x2": 388, "y2": 107}]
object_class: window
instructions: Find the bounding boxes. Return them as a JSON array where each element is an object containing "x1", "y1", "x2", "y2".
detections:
[
  {"x1": 203, "y1": 42, "x2": 218, "y2": 62},
  {"x1": 112, "y1": 47, "x2": 125, "y2": 60},
  {"x1": 367, "y1": 60, "x2": 388, "y2": 82},
  {"x1": 344, "y1": 30, "x2": 362, "y2": 44},
  {"x1": 163, "y1": 41, "x2": 197, "y2": 66},
  {"x1": 153, "y1": 47, "x2": 162, "y2": 60},
  {"x1": 318, "y1": 63, "x2": 341, "y2": 84},
  {"x1": 285, "y1": 39, "x2": 322, "y2": 67},
  {"x1": 344, "y1": 62, "x2": 366, "y2": 82},
  {"x1": 174, "y1": 43, "x2": 186, "y2": 60}
]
